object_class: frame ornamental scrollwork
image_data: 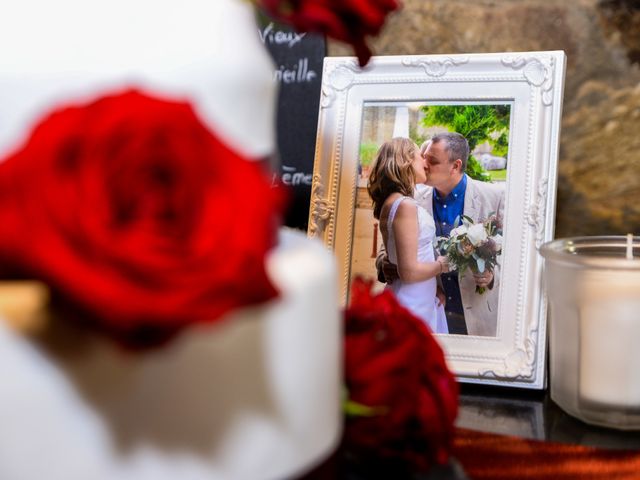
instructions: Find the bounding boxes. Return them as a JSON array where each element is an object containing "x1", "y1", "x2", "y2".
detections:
[
  {"x1": 401, "y1": 56, "x2": 470, "y2": 77},
  {"x1": 527, "y1": 178, "x2": 549, "y2": 250},
  {"x1": 308, "y1": 174, "x2": 334, "y2": 239},
  {"x1": 479, "y1": 343, "x2": 537, "y2": 380},
  {"x1": 320, "y1": 61, "x2": 360, "y2": 109},
  {"x1": 502, "y1": 55, "x2": 556, "y2": 106}
]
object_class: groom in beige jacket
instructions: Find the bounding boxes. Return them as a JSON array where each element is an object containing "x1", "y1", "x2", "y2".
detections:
[{"x1": 420, "y1": 132, "x2": 504, "y2": 337}]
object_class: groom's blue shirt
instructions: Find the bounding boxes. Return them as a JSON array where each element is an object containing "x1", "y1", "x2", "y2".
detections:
[
  {"x1": 433, "y1": 174, "x2": 467, "y2": 234},
  {"x1": 433, "y1": 174, "x2": 467, "y2": 333}
]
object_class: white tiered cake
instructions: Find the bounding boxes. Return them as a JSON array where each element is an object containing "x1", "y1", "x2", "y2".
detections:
[{"x1": 0, "y1": 1, "x2": 341, "y2": 479}]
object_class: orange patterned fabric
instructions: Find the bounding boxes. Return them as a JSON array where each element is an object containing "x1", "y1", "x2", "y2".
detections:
[{"x1": 454, "y1": 428, "x2": 640, "y2": 479}]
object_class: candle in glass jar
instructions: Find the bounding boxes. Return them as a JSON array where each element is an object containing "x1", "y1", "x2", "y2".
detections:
[
  {"x1": 578, "y1": 269, "x2": 640, "y2": 407},
  {"x1": 542, "y1": 235, "x2": 640, "y2": 429}
]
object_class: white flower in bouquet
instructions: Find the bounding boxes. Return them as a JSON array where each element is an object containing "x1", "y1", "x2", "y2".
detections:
[
  {"x1": 466, "y1": 223, "x2": 488, "y2": 246},
  {"x1": 493, "y1": 233, "x2": 503, "y2": 253},
  {"x1": 450, "y1": 224, "x2": 468, "y2": 238}
]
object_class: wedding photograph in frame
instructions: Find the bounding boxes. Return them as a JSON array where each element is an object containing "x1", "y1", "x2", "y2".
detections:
[{"x1": 308, "y1": 51, "x2": 566, "y2": 389}]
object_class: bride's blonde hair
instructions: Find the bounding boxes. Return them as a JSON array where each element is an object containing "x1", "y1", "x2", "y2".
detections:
[{"x1": 367, "y1": 137, "x2": 418, "y2": 219}]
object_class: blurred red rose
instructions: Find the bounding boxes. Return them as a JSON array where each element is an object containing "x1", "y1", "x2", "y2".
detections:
[
  {"x1": 343, "y1": 277, "x2": 458, "y2": 472},
  {"x1": 259, "y1": 0, "x2": 400, "y2": 66},
  {"x1": 0, "y1": 90, "x2": 285, "y2": 346}
]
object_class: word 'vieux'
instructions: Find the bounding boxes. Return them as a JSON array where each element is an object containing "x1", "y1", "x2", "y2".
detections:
[{"x1": 259, "y1": 22, "x2": 306, "y2": 47}]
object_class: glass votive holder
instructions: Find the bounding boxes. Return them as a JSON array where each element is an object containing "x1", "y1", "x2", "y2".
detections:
[{"x1": 540, "y1": 236, "x2": 640, "y2": 430}]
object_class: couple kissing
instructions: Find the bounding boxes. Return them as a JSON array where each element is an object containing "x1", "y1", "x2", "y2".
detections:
[{"x1": 369, "y1": 133, "x2": 504, "y2": 337}]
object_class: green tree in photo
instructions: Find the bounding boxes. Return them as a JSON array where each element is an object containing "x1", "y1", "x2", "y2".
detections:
[
  {"x1": 420, "y1": 105, "x2": 510, "y2": 182},
  {"x1": 359, "y1": 142, "x2": 380, "y2": 168}
]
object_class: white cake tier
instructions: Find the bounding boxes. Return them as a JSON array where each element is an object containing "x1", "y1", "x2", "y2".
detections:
[
  {"x1": 0, "y1": 0, "x2": 341, "y2": 478},
  {"x1": 0, "y1": 229, "x2": 341, "y2": 480},
  {"x1": 0, "y1": 0, "x2": 277, "y2": 159}
]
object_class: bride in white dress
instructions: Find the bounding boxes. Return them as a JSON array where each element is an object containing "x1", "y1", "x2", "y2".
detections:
[{"x1": 368, "y1": 138, "x2": 450, "y2": 334}]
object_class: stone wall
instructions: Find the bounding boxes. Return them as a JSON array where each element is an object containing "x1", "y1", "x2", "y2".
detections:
[{"x1": 329, "y1": 0, "x2": 640, "y2": 237}]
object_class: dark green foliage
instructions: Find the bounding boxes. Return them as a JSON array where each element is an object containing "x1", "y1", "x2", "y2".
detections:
[
  {"x1": 491, "y1": 131, "x2": 510, "y2": 158},
  {"x1": 466, "y1": 155, "x2": 491, "y2": 182},
  {"x1": 420, "y1": 105, "x2": 510, "y2": 182}
]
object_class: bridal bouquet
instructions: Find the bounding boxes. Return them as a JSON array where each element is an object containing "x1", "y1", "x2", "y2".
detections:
[{"x1": 436, "y1": 215, "x2": 503, "y2": 294}]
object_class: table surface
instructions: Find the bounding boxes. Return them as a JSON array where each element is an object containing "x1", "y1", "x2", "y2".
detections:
[
  {"x1": 456, "y1": 384, "x2": 640, "y2": 450},
  {"x1": 302, "y1": 384, "x2": 640, "y2": 480}
]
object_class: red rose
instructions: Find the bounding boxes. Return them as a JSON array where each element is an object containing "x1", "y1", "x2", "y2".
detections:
[
  {"x1": 0, "y1": 90, "x2": 285, "y2": 346},
  {"x1": 259, "y1": 0, "x2": 400, "y2": 66},
  {"x1": 343, "y1": 278, "x2": 458, "y2": 472}
]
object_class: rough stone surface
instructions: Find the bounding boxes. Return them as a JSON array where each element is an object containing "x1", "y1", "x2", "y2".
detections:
[{"x1": 328, "y1": 0, "x2": 640, "y2": 237}]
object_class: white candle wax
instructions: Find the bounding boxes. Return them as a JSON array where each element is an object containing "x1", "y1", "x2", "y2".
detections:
[{"x1": 579, "y1": 269, "x2": 640, "y2": 407}]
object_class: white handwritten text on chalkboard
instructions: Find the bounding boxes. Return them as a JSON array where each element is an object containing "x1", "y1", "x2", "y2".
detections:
[
  {"x1": 273, "y1": 59, "x2": 316, "y2": 84},
  {"x1": 276, "y1": 165, "x2": 313, "y2": 186},
  {"x1": 258, "y1": 22, "x2": 318, "y2": 84},
  {"x1": 259, "y1": 23, "x2": 307, "y2": 47}
]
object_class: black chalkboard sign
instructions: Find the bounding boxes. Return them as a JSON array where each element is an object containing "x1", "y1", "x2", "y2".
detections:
[{"x1": 257, "y1": 15, "x2": 326, "y2": 231}]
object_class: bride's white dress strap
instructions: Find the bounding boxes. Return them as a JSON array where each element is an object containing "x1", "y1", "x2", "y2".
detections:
[{"x1": 386, "y1": 196, "x2": 413, "y2": 264}]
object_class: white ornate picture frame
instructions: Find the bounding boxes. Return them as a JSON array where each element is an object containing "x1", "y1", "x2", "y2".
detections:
[{"x1": 308, "y1": 52, "x2": 566, "y2": 389}]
